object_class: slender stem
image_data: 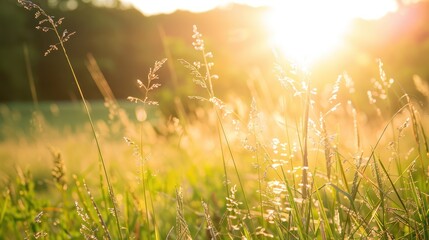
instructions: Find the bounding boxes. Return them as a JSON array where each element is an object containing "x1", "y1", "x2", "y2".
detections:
[
  {"x1": 140, "y1": 124, "x2": 151, "y2": 237},
  {"x1": 216, "y1": 110, "x2": 252, "y2": 216},
  {"x1": 200, "y1": 47, "x2": 252, "y2": 220},
  {"x1": 53, "y1": 26, "x2": 123, "y2": 239},
  {"x1": 202, "y1": 49, "x2": 215, "y2": 97},
  {"x1": 216, "y1": 122, "x2": 230, "y2": 199},
  {"x1": 255, "y1": 137, "x2": 265, "y2": 227},
  {"x1": 302, "y1": 74, "x2": 311, "y2": 199},
  {"x1": 23, "y1": 44, "x2": 39, "y2": 110}
]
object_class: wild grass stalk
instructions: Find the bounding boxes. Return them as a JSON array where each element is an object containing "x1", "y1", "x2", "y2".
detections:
[
  {"x1": 274, "y1": 61, "x2": 314, "y2": 202},
  {"x1": 341, "y1": 104, "x2": 413, "y2": 238},
  {"x1": 6, "y1": 4, "x2": 429, "y2": 238},
  {"x1": 215, "y1": 122, "x2": 231, "y2": 199},
  {"x1": 148, "y1": 184, "x2": 160, "y2": 239},
  {"x1": 24, "y1": 43, "x2": 46, "y2": 136},
  {"x1": 23, "y1": 44, "x2": 38, "y2": 110},
  {"x1": 202, "y1": 200, "x2": 220, "y2": 240},
  {"x1": 49, "y1": 147, "x2": 71, "y2": 238},
  {"x1": 139, "y1": 131, "x2": 151, "y2": 237},
  {"x1": 73, "y1": 175, "x2": 98, "y2": 235},
  {"x1": 314, "y1": 185, "x2": 336, "y2": 239},
  {"x1": 0, "y1": 191, "x2": 8, "y2": 227},
  {"x1": 75, "y1": 200, "x2": 98, "y2": 239},
  {"x1": 86, "y1": 53, "x2": 117, "y2": 109},
  {"x1": 247, "y1": 98, "x2": 267, "y2": 230},
  {"x1": 124, "y1": 136, "x2": 153, "y2": 238},
  {"x1": 320, "y1": 117, "x2": 332, "y2": 181},
  {"x1": 351, "y1": 104, "x2": 408, "y2": 198},
  {"x1": 180, "y1": 25, "x2": 252, "y2": 224},
  {"x1": 18, "y1": 0, "x2": 122, "y2": 239},
  {"x1": 126, "y1": 58, "x2": 167, "y2": 238},
  {"x1": 405, "y1": 94, "x2": 428, "y2": 176},
  {"x1": 83, "y1": 179, "x2": 112, "y2": 240},
  {"x1": 278, "y1": 95, "x2": 300, "y2": 197},
  {"x1": 17, "y1": 1, "x2": 123, "y2": 237},
  {"x1": 301, "y1": 74, "x2": 311, "y2": 200},
  {"x1": 376, "y1": 157, "x2": 408, "y2": 216},
  {"x1": 50, "y1": 149, "x2": 67, "y2": 192},
  {"x1": 371, "y1": 156, "x2": 387, "y2": 238},
  {"x1": 175, "y1": 187, "x2": 192, "y2": 239},
  {"x1": 409, "y1": 170, "x2": 429, "y2": 238}
]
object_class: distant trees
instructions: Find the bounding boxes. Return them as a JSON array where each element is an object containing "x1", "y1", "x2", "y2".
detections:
[{"x1": 2, "y1": 0, "x2": 429, "y2": 113}]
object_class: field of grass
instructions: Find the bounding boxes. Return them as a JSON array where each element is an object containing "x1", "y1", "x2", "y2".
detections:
[{"x1": 2, "y1": 1, "x2": 429, "y2": 239}]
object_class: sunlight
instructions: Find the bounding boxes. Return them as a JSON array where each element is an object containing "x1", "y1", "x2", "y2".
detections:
[
  {"x1": 120, "y1": 0, "x2": 268, "y2": 16},
  {"x1": 264, "y1": 0, "x2": 398, "y2": 68},
  {"x1": 121, "y1": 0, "x2": 397, "y2": 68}
]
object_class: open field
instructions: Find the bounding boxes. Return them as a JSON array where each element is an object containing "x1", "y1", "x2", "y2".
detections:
[
  {"x1": 2, "y1": 59, "x2": 429, "y2": 239},
  {"x1": 2, "y1": 1, "x2": 429, "y2": 239}
]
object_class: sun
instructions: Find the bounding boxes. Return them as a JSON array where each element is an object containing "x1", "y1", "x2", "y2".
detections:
[
  {"x1": 264, "y1": 0, "x2": 350, "y2": 68},
  {"x1": 264, "y1": 0, "x2": 398, "y2": 68}
]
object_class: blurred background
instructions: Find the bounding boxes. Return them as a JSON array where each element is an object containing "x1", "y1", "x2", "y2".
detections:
[{"x1": 1, "y1": 0, "x2": 429, "y2": 114}]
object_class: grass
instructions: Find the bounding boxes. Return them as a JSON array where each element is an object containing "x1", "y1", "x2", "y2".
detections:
[{"x1": 1, "y1": 1, "x2": 429, "y2": 239}]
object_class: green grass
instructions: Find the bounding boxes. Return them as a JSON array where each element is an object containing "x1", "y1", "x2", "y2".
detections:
[{"x1": 1, "y1": 1, "x2": 429, "y2": 239}]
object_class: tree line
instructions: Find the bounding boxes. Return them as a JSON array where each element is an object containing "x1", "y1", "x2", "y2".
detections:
[{"x1": 1, "y1": 0, "x2": 429, "y2": 112}]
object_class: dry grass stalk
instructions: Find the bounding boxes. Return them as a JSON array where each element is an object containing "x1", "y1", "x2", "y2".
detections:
[
  {"x1": 202, "y1": 201, "x2": 220, "y2": 240},
  {"x1": 175, "y1": 187, "x2": 192, "y2": 240},
  {"x1": 50, "y1": 148, "x2": 67, "y2": 191},
  {"x1": 320, "y1": 117, "x2": 332, "y2": 180},
  {"x1": 413, "y1": 75, "x2": 429, "y2": 98},
  {"x1": 17, "y1": 1, "x2": 123, "y2": 237},
  {"x1": 128, "y1": 59, "x2": 167, "y2": 106},
  {"x1": 83, "y1": 180, "x2": 112, "y2": 240}
]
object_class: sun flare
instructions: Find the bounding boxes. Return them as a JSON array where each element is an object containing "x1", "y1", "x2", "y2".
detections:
[{"x1": 264, "y1": 0, "x2": 398, "y2": 67}]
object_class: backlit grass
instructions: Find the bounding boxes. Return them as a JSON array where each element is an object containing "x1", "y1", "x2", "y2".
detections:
[{"x1": 1, "y1": 1, "x2": 429, "y2": 239}]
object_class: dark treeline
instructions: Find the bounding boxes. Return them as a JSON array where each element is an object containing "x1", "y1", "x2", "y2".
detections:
[{"x1": 1, "y1": 0, "x2": 429, "y2": 112}]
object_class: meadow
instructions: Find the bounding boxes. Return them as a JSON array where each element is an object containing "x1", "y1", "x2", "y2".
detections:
[{"x1": 1, "y1": 1, "x2": 429, "y2": 239}]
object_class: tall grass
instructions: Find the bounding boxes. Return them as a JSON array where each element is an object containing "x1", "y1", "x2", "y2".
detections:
[
  {"x1": 17, "y1": 0, "x2": 123, "y2": 238},
  {"x1": 1, "y1": 2, "x2": 429, "y2": 239}
]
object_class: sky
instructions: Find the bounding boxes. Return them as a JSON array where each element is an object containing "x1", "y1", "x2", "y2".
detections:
[
  {"x1": 121, "y1": 0, "x2": 399, "y2": 19},
  {"x1": 120, "y1": 0, "x2": 269, "y2": 16},
  {"x1": 119, "y1": 0, "x2": 400, "y2": 66}
]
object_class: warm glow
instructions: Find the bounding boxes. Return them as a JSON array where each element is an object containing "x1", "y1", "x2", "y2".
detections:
[
  {"x1": 120, "y1": 0, "x2": 270, "y2": 16},
  {"x1": 264, "y1": 0, "x2": 398, "y2": 67},
  {"x1": 122, "y1": 0, "x2": 398, "y2": 67}
]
